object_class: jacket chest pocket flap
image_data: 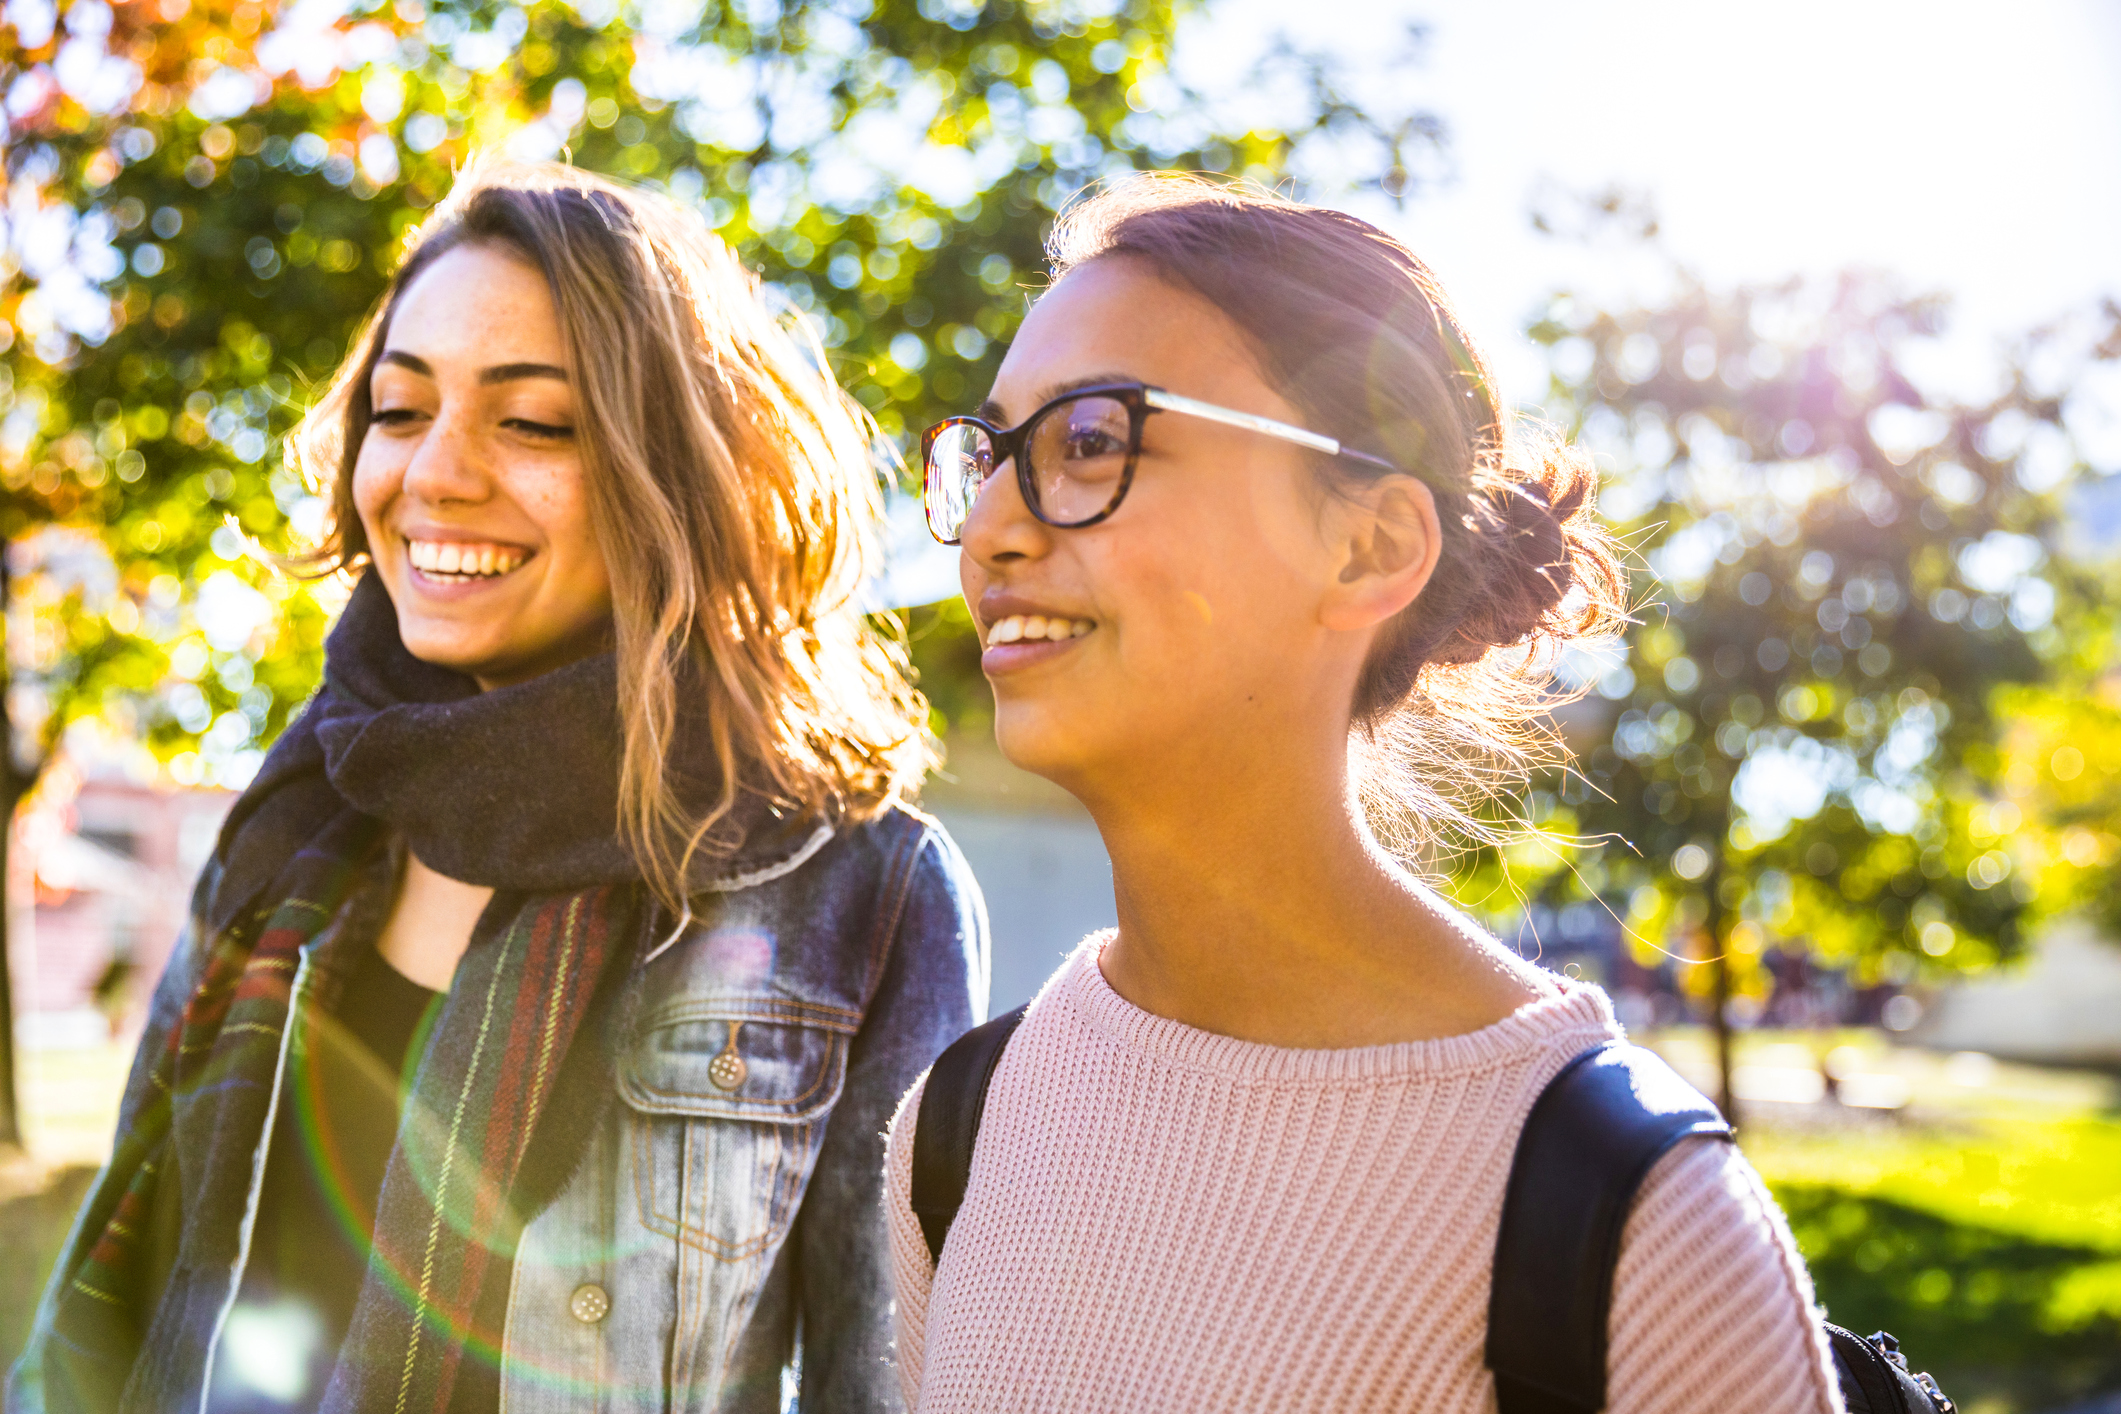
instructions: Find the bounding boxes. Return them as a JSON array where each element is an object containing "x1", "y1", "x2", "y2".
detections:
[{"x1": 618, "y1": 999, "x2": 856, "y2": 1261}]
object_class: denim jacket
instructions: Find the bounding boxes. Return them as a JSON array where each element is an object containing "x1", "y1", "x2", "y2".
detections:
[{"x1": 11, "y1": 801, "x2": 986, "y2": 1414}]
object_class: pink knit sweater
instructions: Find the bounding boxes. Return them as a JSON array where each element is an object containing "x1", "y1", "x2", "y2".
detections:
[{"x1": 884, "y1": 934, "x2": 1844, "y2": 1413}]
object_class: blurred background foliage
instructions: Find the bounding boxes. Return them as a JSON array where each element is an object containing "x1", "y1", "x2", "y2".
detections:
[{"x1": 1483, "y1": 257, "x2": 2121, "y2": 1104}]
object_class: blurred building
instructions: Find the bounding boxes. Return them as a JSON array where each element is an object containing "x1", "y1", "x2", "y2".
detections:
[
  {"x1": 13, "y1": 775, "x2": 231, "y2": 1049},
  {"x1": 1496, "y1": 900, "x2": 1919, "y2": 1036},
  {"x1": 1914, "y1": 923, "x2": 2121, "y2": 1069},
  {"x1": 920, "y1": 731, "x2": 1117, "y2": 1014}
]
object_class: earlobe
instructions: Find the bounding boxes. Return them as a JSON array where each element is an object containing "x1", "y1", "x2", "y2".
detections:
[{"x1": 1320, "y1": 476, "x2": 1442, "y2": 631}]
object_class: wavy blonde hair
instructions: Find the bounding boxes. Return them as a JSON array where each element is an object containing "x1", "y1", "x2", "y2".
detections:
[{"x1": 293, "y1": 159, "x2": 934, "y2": 906}]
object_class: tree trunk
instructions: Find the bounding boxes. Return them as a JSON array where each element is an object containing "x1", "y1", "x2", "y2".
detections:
[
  {"x1": 1704, "y1": 868, "x2": 1737, "y2": 1130},
  {"x1": 0, "y1": 544, "x2": 19, "y2": 1151},
  {"x1": 0, "y1": 799, "x2": 18, "y2": 1150}
]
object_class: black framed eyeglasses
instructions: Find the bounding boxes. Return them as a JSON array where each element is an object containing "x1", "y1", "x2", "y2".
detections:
[{"x1": 919, "y1": 381, "x2": 1405, "y2": 545}]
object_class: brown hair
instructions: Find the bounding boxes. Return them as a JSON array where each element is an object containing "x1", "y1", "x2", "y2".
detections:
[
  {"x1": 1046, "y1": 173, "x2": 1627, "y2": 853},
  {"x1": 293, "y1": 158, "x2": 934, "y2": 906}
]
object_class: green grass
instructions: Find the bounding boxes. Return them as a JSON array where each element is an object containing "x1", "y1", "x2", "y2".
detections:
[{"x1": 1748, "y1": 1114, "x2": 2121, "y2": 1413}]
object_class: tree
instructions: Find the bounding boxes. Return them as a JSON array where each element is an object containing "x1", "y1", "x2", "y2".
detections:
[
  {"x1": 0, "y1": 0, "x2": 1440, "y2": 1144},
  {"x1": 1511, "y1": 268, "x2": 2121, "y2": 1116}
]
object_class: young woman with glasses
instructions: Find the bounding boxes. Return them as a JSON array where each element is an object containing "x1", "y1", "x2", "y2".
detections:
[
  {"x1": 883, "y1": 176, "x2": 1841, "y2": 1412},
  {"x1": 16, "y1": 161, "x2": 984, "y2": 1414}
]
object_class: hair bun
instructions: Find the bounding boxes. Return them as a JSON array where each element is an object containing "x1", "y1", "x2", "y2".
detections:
[{"x1": 1423, "y1": 435, "x2": 1600, "y2": 662}]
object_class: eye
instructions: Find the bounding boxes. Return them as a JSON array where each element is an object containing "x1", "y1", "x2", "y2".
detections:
[
  {"x1": 503, "y1": 417, "x2": 575, "y2": 440},
  {"x1": 1061, "y1": 422, "x2": 1127, "y2": 460},
  {"x1": 369, "y1": 406, "x2": 423, "y2": 428}
]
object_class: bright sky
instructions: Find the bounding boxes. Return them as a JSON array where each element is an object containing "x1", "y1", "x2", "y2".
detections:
[{"x1": 1189, "y1": 0, "x2": 2121, "y2": 407}]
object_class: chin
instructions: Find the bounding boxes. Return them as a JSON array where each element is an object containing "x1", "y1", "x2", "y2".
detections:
[
  {"x1": 389, "y1": 611, "x2": 498, "y2": 670},
  {"x1": 396, "y1": 634, "x2": 493, "y2": 677},
  {"x1": 990, "y1": 702, "x2": 1102, "y2": 789}
]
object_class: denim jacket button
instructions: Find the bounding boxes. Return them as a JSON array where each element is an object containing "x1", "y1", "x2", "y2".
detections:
[
  {"x1": 569, "y1": 1283, "x2": 610, "y2": 1324},
  {"x1": 709, "y1": 1022, "x2": 748, "y2": 1090}
]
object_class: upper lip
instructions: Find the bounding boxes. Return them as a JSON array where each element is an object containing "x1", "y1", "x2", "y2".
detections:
[
  {"x1": 396, "y1": 523, "x2": 535, "y2": 553},
  {"x1": 976, "y1": 590, "x2": 1095, "y2": 641}
]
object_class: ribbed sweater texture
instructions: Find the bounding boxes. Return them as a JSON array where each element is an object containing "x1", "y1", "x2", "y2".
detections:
[{"x1": 884, "y1": 933, "x2": 1845, "y2": 1413}]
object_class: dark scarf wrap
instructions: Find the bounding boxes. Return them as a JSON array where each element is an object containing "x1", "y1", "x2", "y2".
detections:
[{"x1": 41, "y1": 574, "x2": 809, "y2": 1414}]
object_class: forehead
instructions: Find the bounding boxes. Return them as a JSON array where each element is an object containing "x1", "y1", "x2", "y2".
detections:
[
  {"x1": 991, "y1": 256, "x2": 1265, "y2": 417},
  {"x1": 383, "y1": 243, "x2": 566, "y2": 365}
]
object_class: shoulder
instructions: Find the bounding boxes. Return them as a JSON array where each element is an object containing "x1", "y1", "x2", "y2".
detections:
[
  {"x1": 880, "y1": 800, "x2": 981, "y2": 886},
  {"x1": 861, "y1": 802, "x2": 989, "y2": 953},
  {"x1": 1606, "y1": 1137, "x2": 1843, "y2": 1414},
  {"x1": 883, "y1": 942, "x2": 1086, "y2": 1180},
  {"x1": 823, "y1": 802, "x2": 983, "y2": 905},
  {"x1": 830, "y1": 804, "x2": 988, "y2": 1051}
]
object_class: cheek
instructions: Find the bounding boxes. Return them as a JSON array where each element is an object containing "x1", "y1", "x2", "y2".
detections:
[
  {"x1": 519, "y1": 458, "x2": 609, "y2": 587},
  {"x1": 350, "y1": 438, "x2": 401, "y2": 538},
  {"x1": 1113, "y1": 496, "x2": 1311, "y2": 649}
]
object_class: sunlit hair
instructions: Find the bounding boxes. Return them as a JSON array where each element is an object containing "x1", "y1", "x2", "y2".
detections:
[
  {"x1": 1047, "y1": 173, "x2": 1629, "y2": 858},
  {"x1": 293, "y1": 158, "x2": 934, "y2": 907}
]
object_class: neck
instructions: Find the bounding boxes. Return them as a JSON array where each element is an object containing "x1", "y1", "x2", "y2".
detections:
[{"x1": 1074, "y1": 722, "x2": 1553, "y2": 1049}]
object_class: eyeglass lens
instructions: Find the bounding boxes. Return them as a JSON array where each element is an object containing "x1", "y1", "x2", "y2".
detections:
[
  {"x1": 925, "y1": 393, "x2": 1135, "y2": 541},
  {"x1": 925, "y1": 422, "x2": 994, "y2": 542}
]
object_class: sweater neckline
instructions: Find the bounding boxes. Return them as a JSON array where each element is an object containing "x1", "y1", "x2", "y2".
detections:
[{"x1": 1062, "y1": 931, "x2": 1620, "y2": 1084}]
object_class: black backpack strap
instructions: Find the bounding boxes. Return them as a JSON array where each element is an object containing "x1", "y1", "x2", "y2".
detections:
[
  {"x1": 1827, "y1": 1325, "x2": 1956, "y2": 1414},
  {"x1": 1486, "y1": 1040, "x2": 1734, "y2": 1414},
  {"x1": 909, "y1": 1003, "x2": 1030, "y2": 1267}
]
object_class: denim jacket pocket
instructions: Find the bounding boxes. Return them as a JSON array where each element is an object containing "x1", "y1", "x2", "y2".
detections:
[{"x1": 618, "y1": 998, "x2": 854, "y2": 1263}]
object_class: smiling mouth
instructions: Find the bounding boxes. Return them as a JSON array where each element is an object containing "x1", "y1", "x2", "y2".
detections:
[
  {"x1": 406, "y1": 538, "x2": 531, "y2": 582},
  {"x1": 987, "y1": 613, "x2": 1095, "y2": 644}
]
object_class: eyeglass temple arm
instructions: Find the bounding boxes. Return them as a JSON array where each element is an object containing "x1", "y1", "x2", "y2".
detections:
[{"x1": 1142, "y1": 388, "x2": 1403, "y2": 474}]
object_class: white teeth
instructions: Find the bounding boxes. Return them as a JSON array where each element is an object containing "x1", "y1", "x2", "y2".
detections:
[
  {"x1": 988, "y1": 613, "x2": 1095, "y2": 645},
  {"x1": 406, "y1": 539, "x2": 525, "y2": 579}
]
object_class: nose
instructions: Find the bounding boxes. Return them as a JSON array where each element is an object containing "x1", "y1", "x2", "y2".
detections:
[
  {"x1": 400, "y1": 408, "x2": 491, "y2": 507},
  {"x1": 958, "y1": 454, "x2": 1052, "y2": 568}
]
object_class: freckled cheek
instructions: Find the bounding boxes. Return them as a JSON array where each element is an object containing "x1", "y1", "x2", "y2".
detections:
[
  {"x1": 350, "y1": 446, "x2": 406, "y2": 549},
  {"x1": 515, "y1": 459, "x2": 609, "y2": 595}
]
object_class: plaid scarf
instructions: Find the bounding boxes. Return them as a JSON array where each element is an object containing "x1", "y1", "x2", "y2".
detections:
[
  {"x1": 20, "y1": 573, "x2": 815, "y2": 1413},
  {"x1": 325, "y1": 878, "x2": 634, "y2": 1414}
]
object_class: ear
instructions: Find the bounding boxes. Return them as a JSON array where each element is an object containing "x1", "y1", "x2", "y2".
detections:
[{"x1": 1317, "y1": 475, "x2": 1442, "y2": 633}]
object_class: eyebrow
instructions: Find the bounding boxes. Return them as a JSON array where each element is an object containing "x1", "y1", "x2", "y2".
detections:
[
  {"x1": 377, "y1": 350, "x2": 570, "y2": 385},
  {"x1": 976, "y1": 372, "x2": 1137, "y2": 425}
]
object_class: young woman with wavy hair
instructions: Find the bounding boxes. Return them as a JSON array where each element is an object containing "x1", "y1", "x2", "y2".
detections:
[
  {"x1": 15, "y1": 160, "x2": 984, "y2": 1414},
  {"x1": 884, "y1": 176, "x2": 1842, "y2": 1412}
]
